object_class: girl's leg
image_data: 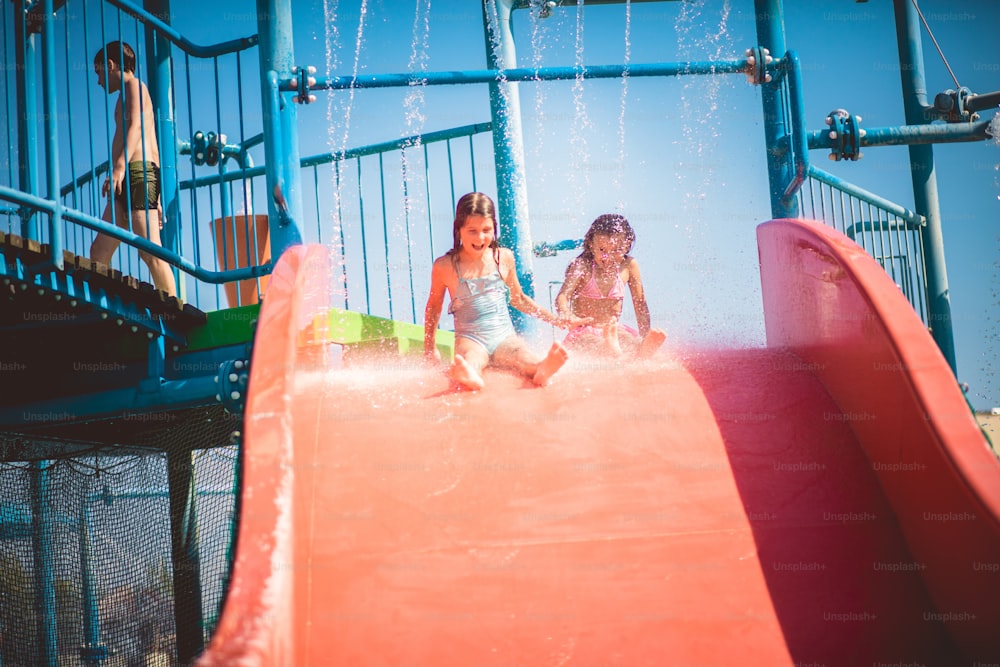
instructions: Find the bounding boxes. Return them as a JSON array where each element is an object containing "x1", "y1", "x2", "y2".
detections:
[
  {"x1": 637, "y1": 328, "x2": 667, "y2": 358},
  {"x1": 451, "y1": 337, "x2": 490, "y2": 390},
  {"x1": 493, "y1": 336, "x2": 568, "y2": 386},
  {"x1": 603, "y1": 316, "x2": 624, "y2": 358}
]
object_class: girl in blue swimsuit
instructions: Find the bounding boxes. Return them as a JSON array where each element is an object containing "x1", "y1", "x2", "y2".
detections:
[
  {"x1": 555, "y1": 213, "x2": 666, "y2": 358},
  {"x1": 424, "y1": 192, "x2": 589, "y2": 390}
]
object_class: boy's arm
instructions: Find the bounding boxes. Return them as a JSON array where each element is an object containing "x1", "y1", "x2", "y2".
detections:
[
  {"x1": 424, "y1": 260, "x2": 448, "y2": 358},
  {"x1": 113, "y1": 79, "x2": 149, "y2": 193},
  {"x1": 626, "y1": 258, "x2": 652, "y2": 337},
  {"x1": 107, "y1": 97, "x2": 126, "y2": 196}
]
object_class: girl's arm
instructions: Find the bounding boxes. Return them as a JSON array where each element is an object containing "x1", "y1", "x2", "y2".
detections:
[
  {"x1": 626, "y1": 257, "x2": 652, "y2": 337},
  {"x1": 502, "y1": 250, "x2": 589, "y2": 329},
  {"x1": 555, "y1": 259, "x2": 586, "y2": 318},
  {"x1": 423, "y1": 259, "x2": 449, "y2": 359}
]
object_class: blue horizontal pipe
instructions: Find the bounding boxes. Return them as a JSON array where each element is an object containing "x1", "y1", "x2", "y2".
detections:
[
  {"x1": 808, "y1": 119, "x2": 992, "y2": 150},
  {"x1": 303, "y1": 60, "x2": 750, "y2": 91},
  {"x1": 966, "y1": 91, "x2": 1000, "y2": 113},
  {"x1": 0, "y1": 185, "x2": 269, "y2": 284},
  {"x1": 806, "y1": 165, "x2": 925, "y2": 227}
]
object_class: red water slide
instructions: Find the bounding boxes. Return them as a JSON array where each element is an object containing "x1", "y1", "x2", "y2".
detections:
[{"x1": 197, "y1": 219, "x2": 1000, "y2": 666}]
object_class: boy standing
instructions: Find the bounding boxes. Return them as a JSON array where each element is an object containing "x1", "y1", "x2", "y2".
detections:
[{"x1": 91, "y1": 41, "x2": 176, "y2": 297}]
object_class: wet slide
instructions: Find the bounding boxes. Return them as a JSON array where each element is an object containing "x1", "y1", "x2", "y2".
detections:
[{"x1": 197, "y1": 219, "x2": 1000, "y2": 666}]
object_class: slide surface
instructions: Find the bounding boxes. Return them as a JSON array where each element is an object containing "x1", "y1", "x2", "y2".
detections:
[{"x1": 198, "y1": 220, "x2": 1000, "y2": 666}]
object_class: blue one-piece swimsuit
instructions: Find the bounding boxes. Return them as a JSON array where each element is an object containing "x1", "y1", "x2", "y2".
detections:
[{"x1": 449, "y1": 268, "x2": 517, "y2": 356}]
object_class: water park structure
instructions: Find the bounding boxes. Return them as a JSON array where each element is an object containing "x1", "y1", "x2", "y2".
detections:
[{"x1": 1, "y1": 0, "x2": 999, "y2": 665}]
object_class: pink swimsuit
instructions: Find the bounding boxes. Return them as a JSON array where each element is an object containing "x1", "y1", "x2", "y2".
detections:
[
  {"x1": 564, "y1": 265, "x2": 638, "y2": 345},
  {"x1": 577, "y1": 266, "x2": 625, "y2": 300}
]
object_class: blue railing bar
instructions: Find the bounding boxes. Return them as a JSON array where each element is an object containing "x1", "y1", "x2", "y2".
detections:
[
  {"x1": 807, "y1": 119, "x2": 993, "y2": 150},
  {"x1": 40, "y1": 0, "x2": 64, "y2": 271},
  {"x1": 401, "y1": 151, "x2": 417, "y2": 323},
  {"x1": 334, "y1": 160, "x2": 349, "y2": 310},
  {"x1": 805, "y1": 166, "x2": 925, "y2": 228},
  {"x1": 300, "y1": 122, "x2": 492, "y2": 167},
  {"x1": 357, "y1": 158, "x2": 371, "y2": 313},
  {"x1": 241, "y1": 132, "x2": 266, "y2": 150},
  {"x1": 845, "y1": 219, "x2": 921, "y2": 235},
  {"x1": 0, "y1": 186, "x2": 269, "y2": 284},
  {"x1": 423, "y1": 143, "x2": 435, "y2": 260},
  {"x1": 303, "y1": 60, "x2": 752, "y2": 91},
  {"x1": 446, "y1": 140, "x2": 456, "y2": 213},
  {"x1": 175, "y1": 123, "x2": 492, "y2": 190},
  {"x1": 469, "y1": 134, "x2": 478, "y2": 193},
  {"x1": 377, "y1": 153, "x2": 393, "y2": 320},
  {"x1": 75, "y1": 0, "x2": 260, "y2": 57}
]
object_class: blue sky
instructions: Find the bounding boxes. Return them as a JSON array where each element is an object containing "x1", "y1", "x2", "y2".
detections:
[{"x1": 5, "y1": 0, "x2": 997, "y2": 409}]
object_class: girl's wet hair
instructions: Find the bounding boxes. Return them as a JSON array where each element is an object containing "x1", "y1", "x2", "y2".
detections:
[
  {"x1": 449, "y1": 192, "x2": 501, "y2": 265},
  {"x1": 579, "y1": 213, "x2": 636, "y2": 261},
  {"x1": 94, "y1": 41, "x2": 136, "y2": 73}
]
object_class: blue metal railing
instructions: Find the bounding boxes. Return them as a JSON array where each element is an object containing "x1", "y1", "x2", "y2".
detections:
[
  {"x1": 797, "y1": 166, "x2": 930, "y2": 324},
  {"x1": 295, "y1": 123, "x2": 494, "y2": 323},
  {"x1": 770, "y1": 50, "x2": 932, "y2": 327},
  {"x1": 1, "y1": 0, "x2": 265, "y2": 312}
]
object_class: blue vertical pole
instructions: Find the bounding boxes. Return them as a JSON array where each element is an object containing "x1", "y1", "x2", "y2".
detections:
[
  {"x1": 483, "y1": 0, "x2": 535, "y2": 333},
  {"x1": 755, "y1": 0, "x2": 797, "y2": 219},
  {"x1": 30, "y1": 461, "x2": 57, "y2": 667},
  {"x1": 167, "y1": 448, "x2": 204, "y2": 664},
  {"x1": 145, "y1": 0, "x2": 183, "y2": 298},
  {"x1": 14, "y1": 0, "x2": 39, "y2": 240},
  {"x1": 257, "y1": 0, "x2": 303, "y2": 261},
  {"x1": 78, "y1": 502, "x2": 107, "y2": 665},
  {"x1": 39, "y1": 0, "x2": 63, "y2": 267},
  {"x1": 892, "y1": 0, "x2": 956, "y2": 373}
]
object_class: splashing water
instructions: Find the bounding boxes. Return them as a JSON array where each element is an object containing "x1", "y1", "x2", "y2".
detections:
[
  {"x1": 985, "y1": 112, "x2": 1000, "y2": 407},
  {"x1": 403, "y1": 0, "x2": 431, "y2": 134},
  {"x1": 568, "y1": 1, "x2": 592, "y2": 204},
  {"x1": 613, "y1": 0, "x2": 633, "y2": 209},
  {"x1": 672, "y1": 0, "x2": 743, "y2": 345},
  {"x1": 397, "y1": 0, "x2": 433, "y2": 322},
  {"x1": 484, "y1": 0, "x2": 530, "y2": 222},
  {"x1": 324, "y1": 0, "x2": 369, "y2": 306},
  {"x1": 323, "y1": 0, "x2": 348, "y2": 304},
  {"x1": 527, "y1": 2, "x2": 557, "y2": 168}
]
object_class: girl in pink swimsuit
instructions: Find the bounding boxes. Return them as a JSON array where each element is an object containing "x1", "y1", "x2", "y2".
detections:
[{"x1": 556, "y1": 214, "x2": 666, "y2": 358}]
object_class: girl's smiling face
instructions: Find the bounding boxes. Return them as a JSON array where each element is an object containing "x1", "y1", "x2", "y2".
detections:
[
  {"x1": 459, "y1": 215, "x2": 496, "y2": 256},
  {"x1": 589, "y1": 232, "x2": 628, "y2": 269}
]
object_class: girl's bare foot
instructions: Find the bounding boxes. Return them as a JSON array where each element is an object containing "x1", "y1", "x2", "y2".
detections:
[
  {"x1": 603, "y1": 316, "x2": 624, "y2": 358},
  {"x1": 637, "y1": 328, "x2": 667, "y2": 358},
  {"x1": 451, "y1": 353, "x2": 486, "y2": 390},
  {"x1": 532, "y1": 342, "x2": 569, "y2": 386}
]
